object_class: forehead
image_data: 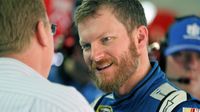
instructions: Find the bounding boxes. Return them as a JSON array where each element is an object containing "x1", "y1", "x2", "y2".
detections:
[
  {"x1": 78, "y1": 7, "x2": 127, "y2": 42},
  {"x1": 78, "y1": 7, "x2": 114, "y2": 29}
]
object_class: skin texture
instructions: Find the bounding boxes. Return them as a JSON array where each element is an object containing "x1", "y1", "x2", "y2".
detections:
[
  {"x1": 78, "y1": 7, "x2": 150, "y2": 96},
  {"x1": 166, "y1": 51, "x2": 200, "y2": 99}
]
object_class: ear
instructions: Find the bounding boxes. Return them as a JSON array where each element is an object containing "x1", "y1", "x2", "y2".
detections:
[
  {"x1": 135, "y1": 25, "x2": 148, "y2": 53},
  {"x1": 35, "y1": 20, "x2": 49, "y2": 47}
]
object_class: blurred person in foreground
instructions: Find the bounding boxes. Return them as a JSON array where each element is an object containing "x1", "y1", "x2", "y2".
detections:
[
  {"x1": 165, "y1": 15, "x2": 200, "y2": 99},
  {"x1": 0, "y1": 0, "x2": 93, "y2": 111},
  {"x1": 74, "y1": 0, "x2": 200, "y2": 112}
]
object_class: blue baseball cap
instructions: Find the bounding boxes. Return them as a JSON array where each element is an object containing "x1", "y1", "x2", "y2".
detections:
[{"x1": 165, "y1": 15, "x2": 200, "y2": 56}]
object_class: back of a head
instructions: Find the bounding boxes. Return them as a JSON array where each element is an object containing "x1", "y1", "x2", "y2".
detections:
[
  {"x1": 75, "y1": 0, "x2": 147, "y2": 34},
  {"x1": 0, "y1": 0, "x2": 47, "y2": 56}
]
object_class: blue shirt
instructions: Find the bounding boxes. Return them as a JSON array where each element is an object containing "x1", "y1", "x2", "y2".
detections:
[
  {"x1": 0, "y1": 58, "x2": 94, "y2": 112},
  {"x1": 93, "y1": 61, "x2": 200, "y2": 112}
]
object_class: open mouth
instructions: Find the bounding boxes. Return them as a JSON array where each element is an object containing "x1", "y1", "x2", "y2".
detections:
[{"x1": 96, "y1": 63, "x2": 113, "y2": 71}]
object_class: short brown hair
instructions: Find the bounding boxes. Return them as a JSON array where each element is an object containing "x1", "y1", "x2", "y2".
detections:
[
  {"x1": 0, "y1": 0, "x2": 47, "y2": 56},
  {"x1": 74, "y1": 0, "x2": 147, "y2": 33}
]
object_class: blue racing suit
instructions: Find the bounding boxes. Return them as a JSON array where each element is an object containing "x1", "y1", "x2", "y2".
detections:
[{"x1": 92, "y1": 61, "x2": 200, "y2": 112}]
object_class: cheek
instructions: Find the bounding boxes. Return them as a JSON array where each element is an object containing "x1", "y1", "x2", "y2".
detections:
[
  {"x1": 112, "y1": 39, "x2": 131, "y2": 56},
  {"x1": 50, "y1": 39, "x2": 55, "y2": 58},
  {"x1": 166, "y1": 57, "x2": 186, "y2": 77},
  {"x1": 83, "y1": 53, "x2": 90, "y2": 66}
]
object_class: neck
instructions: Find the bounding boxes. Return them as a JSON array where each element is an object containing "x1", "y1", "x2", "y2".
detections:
[{"x1": 5, "y1": 39, "x2": 49, "y2": 78}]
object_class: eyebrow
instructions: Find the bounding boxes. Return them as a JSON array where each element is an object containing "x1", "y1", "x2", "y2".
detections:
[{"x1": 79, "y1": 31, "x2": 114, "y2": 45}]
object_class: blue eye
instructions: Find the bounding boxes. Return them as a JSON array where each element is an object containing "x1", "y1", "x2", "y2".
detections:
[
  {"x1": 81, "y1": 43, "x2": 91, "y2": 51},
  {"x1": 101, "y1": 36, "x2": 112, "y2": 44}
]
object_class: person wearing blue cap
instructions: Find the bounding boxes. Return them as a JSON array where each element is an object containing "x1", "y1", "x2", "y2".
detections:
[{"x1": 165, "y1": 15, "x2": 200, "y2": 99}]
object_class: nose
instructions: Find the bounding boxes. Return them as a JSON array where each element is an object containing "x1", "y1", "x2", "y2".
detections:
[
  {"x1": 90, "y1": 44, "x2": 105, "y2": 62},
  {"x1": 184, "y1": 54, "x2": 199, "y2": 70}
]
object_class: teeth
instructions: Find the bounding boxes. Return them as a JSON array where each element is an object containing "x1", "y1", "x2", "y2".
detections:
[{"x1": 97, "y1": 63, "x2": 112, "y2": 70}]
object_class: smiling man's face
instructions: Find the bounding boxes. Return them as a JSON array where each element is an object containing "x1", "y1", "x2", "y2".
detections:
[{"x1": 78, "y1": 7, "x2": 140, "y2": 92}]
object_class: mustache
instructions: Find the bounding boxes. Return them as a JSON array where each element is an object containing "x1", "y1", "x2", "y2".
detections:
[
  {"x1": 90, "y1": 58, "x2": 117, "y2": 70},
  {"x1": 168, "y1": 77, "x2": 190, "y2": 85}
]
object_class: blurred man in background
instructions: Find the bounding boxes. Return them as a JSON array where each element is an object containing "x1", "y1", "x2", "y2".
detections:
[
  {"x1": 165, "y1": 15, "x2": 200, "y2": 99},
  {"x1": 0, "y1": 0, "x2": 93, "y2": 111}
]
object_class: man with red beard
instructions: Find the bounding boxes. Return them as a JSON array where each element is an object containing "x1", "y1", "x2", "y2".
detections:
[{"x1": 74, "y1": 0, "x2": 200, "y2": 112}]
